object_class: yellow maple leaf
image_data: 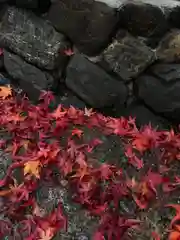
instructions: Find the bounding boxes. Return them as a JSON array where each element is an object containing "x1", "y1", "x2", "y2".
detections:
[
  {"x1": 0, "y1": 85, "x2": 12, "y2": 99},
  {"x1": 24, "y1": 160, "x2": 42, "y2": 179}
]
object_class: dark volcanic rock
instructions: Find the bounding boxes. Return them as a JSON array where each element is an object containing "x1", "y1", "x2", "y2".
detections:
[
  {"x1": 56, "y1": 87, "x2": 86, "y2": 110},
  {"x1": 0, "y1": 72, "x2": 10, "y2": 85},
  {"x1": 136, "y1": 63, "x2": 180, "y2": 121},
  {"x1": 48, "y1": 0, "x2": 93, "y2": 44},
  {"x1": 9, "y1": 0, "x2": 51, "y2": 13},
  {"x1": 123, "y1": 100, "x2": 170, "y2": 129},
  {"x1": 0, "y1": 6, "x2": 69, "y2": 70},
  {"x1": 75, "y1": 1, "x2": 118, "y2": 55},
  {"x1": 118, "y1": 2, "x2": 168, "y2": 38},
  {"x1": 168, "y1": 6, "x2": 180, "y2": 28},
  {"x1": 157, "y1": 29, "x2": 180, "y2": 63},
  {"x1": 65, "y1": 54, "x2": 128, "y2": 108},
  {"x1": 4, "y1": 50, "x2": 54, "y2": 90},
  {"x1": 0, "y1": 51, "x2": 4, "y2": 70},
  {"x1": 48, "y1": 0, "x2": 118, "y2": 55},
  {"x1": 101, "y1": 31, "x2": 155, "y2": 82}
]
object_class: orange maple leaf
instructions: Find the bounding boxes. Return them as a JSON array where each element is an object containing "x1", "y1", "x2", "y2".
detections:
[
  {"x1": 24, "y1": 160, "x2": 42, "y2": 178},
  {"x1": 38, "y1": 227, "x2": 56, "y2": 240},
  {"x1": 168, "y1": 225, "x2": 180, "y2": 240},
  {"x1": 50, "y1": 105, "x2": 66, "y2": 119},
  {"x1": 0, "y1": 85, "x2": 12, "y2": 99},
  {"x1": 0, "y1": 188, "x2": 13, "y2": 196},
  {"x1": 0, "y1": 178, "x2": 22, "y2": 197},
  {"x1": 71, "y1": 128, "x2": 83, "y2": 138},
  {"x1": 132, "y1": 136, "x2": 150, "y2": 153},
  {"x1": 7, "y1": 113, "x2": 25, "y2": 123}
]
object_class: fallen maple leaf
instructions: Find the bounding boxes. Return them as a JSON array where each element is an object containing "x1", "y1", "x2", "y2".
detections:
[
  {"x1": 125, "y1": 145, "x2": 144, "y2": 169},
  {"x1": 84, "y1": 107, "x2": 94, "y2": 117},
  {"x1": 0, "y1": 85, "x2": 12, "y2": 99},
  {"x1": 75, "y1": 151, "x2": 87, "y2": 168},
  {"x1": 71, "y1": 164, "x2": 90, "y2": 181},
  {"x1": 6, "y1": 113, "x2": 25, "y2": 123},
  {"x1": 90, "y1": 203, "x2": 108, "y2": 216},
  {"x1": 168, "y1": 225, "x2": 180, "y2": 240},
  {"x1": 129, "y1": 175, "x2": 159, "y2": 209},
  {"x1": 93, "y1": 231, "x2": 105, "y2": 240},
  {"x1": 152, "y1": 231, "x2": 161, "y2": 240},
  {"x1": 167, "y1": 205, "x2": 180, "y2": 227},
  {"x1": 169, "y1": 231, "x2": 180, "y2": 240},
  {"x1": 38, "y1": 227, "x2": 56, "y2": 240},
  {"x1": 67, "y1": 105, "x2": 82, "y2": 120},
  {"x1": 132, "y1": 125, "x2": 159, "y2": 153},
  {"x1": 63, "y1": 48, "x2": 74, "y2": 56},
  {"x1": 33, "y1": 203, "x2": 45, "y2": 217},
  {"x1": 132, "y1": 136, "x2": 150, "y2": 153},
  {"x1": 96, "y1": 163, "x2": 116, "y2": 180},
  {"x1": 39, "y1": 90, "x2": 55, "y2": 106},
  {"x1": 50, "y1": 105, "x2": 66, "y2": 119},
  {"x1": 21, "y1": 140, "x2": 30, "y2": 151},
  {"x1": 24, "y1": 160, "x2": 42, "y2": 179},
  {"x1": 71, "y1": 128, "x2": 83, "y2": 138},
  {"x1": 0, "y1": 188, "x2": 13, "y2": 196}
]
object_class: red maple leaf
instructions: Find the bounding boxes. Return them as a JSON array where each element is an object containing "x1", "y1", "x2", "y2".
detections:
[
  {"x1": 93, "y1": 231, "x2": 105, "y2": 240},
  {"x1": 90, "y1": 203, "x2": 108, "y2": 216},
  {"x1": 87, "y1": 138, "x2": 103, "y2": 152},
  {"x1": 125, "y1": 145, "x2": 144, "y2": 169},
  {"x1": 95, "y1": 163, "x2": 117, "y2": 180},
  {"x1": 2, "y1": 86, "x2": 180, "y2": 239},
  {"x1": 75, "y1": 179, "x2": 96, "y2": 205},
  {"x1": 128, "y1": 171, "x2": 162, "y2": 209},
  {"x1": 63, "y1": 49, "x2": 74, "y2": 56},
  {"x1": 167, "y1": 204, "x2": 180, "y2": 228},
  {"x1": 96, "y1": 212, "x2": 140, "y2": 239},
  {"x1": 71, "y1": 164, "x2": 90, "y2": 181},
  {"x1": 152, "y1": 231, "x2": 161, "y2": 240},
  {"x1": 58, "y1": 155, "x2": 73, "y2": 177},
  {"x1": 75, "y1": 151, "x2": 87, "y2": 168},
  {"x1": 39, "y1": 90, "x2": 55, "y2": 108}
]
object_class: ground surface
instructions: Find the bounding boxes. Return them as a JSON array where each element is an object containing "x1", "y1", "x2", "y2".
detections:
[{"x1": 0, "y1": 88, "x2": 179, "y2": 240}]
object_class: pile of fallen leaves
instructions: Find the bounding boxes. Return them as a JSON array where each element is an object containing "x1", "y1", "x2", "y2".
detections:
[{"x1": 0, "y1": 85, "x2": 180, "y2": 239}]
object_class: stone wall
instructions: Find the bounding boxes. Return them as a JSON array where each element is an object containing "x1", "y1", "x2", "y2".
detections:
[{"x1": 0, "y1": 0, "x2": 180, "y2": 128}]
